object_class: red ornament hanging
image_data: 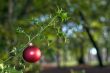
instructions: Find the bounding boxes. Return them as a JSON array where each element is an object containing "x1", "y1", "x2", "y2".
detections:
[{"x1": 23, "y1": 43, "x2": 41, "y2": 63}]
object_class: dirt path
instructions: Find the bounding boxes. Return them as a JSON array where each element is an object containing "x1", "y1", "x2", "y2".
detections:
[{"x1": 41, "y1": 66, "x2": 110, "y2": 73}]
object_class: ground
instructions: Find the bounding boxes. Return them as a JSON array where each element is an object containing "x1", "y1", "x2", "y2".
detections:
[{"x1": 41, "y1": 64, "x2": 110, "y2": 73}]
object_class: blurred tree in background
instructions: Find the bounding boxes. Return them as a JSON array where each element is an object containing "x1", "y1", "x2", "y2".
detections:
[{"x1": 0, "y1": 0, "x2": 110, "y2": 73}]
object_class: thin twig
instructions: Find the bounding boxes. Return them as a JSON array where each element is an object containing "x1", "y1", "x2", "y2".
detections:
[{"x1": 1, "y1": 15, "x2": 57, "y2": 63}]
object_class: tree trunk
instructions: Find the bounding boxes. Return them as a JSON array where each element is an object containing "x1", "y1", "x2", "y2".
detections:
[
  {"x1": 79, "y1": 11, "x2": 104, "y2": 67},
  {"x1": 56, "y1": 38, "x2": 61, "y2": 67},
  {"x1": 79, "y1": 42, "x2": 85, "y2": 64},
  {"x1": 77, "y1": 37, "x2": 85, "y2": 64},
  {"x1": 17, "y1": 0, "x2": 32, "y2": 19},
  {"x1": 8, "y1": 0, "x2": 13, "y2": 24},
  {"x1": 103, "y1": 31, "x2": 109, "y2": 63}
]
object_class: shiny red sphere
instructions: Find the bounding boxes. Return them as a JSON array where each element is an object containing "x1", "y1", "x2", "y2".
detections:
[{"x1": 23, "y1": 44, "x2": 41, "y2": 63}]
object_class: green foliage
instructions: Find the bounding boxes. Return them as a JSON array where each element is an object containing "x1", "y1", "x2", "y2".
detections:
[{"x1": 0, "y1": 0, "x2": 110, "y2": 72}]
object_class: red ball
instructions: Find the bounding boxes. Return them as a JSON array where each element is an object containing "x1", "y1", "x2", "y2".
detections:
[{"x1": 23, "y1": 43, "x2": 41, "y2": 63}]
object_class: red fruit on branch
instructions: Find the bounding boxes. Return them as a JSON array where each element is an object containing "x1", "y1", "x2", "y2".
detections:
[{"x1": 23, "y1": 43, "x2": 41, "y2": 63}]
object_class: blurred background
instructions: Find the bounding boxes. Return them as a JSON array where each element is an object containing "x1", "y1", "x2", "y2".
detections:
[{"x1": 0, "y1": 0, "x2": 110, "y2": 73}]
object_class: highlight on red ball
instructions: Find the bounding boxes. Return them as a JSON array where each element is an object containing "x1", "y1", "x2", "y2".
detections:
[{"x1": 23, "y1": 43, "x2": 41, "y2": 63}]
